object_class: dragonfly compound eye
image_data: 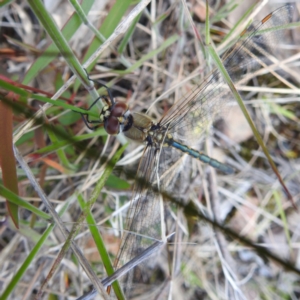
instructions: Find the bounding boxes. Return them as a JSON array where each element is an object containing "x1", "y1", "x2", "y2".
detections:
[
  {"x1": 110, "y1": 101, "x2": 128, "y2": 117},
  {"x1": 104, "y1": 116, "x2": 120, "y2": 135},
  {"x1": 103, "y1": 102, "x2": 128, "y2": 135}
]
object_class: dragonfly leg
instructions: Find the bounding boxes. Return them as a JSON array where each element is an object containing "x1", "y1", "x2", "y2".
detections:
[
  {"x1": 77, "y1": 69, "x2": 116, "y2": 130},
  {"x1": 84, "y1": 68, "x2": 115, "y2": 105},
  {"x1": 76, "y1": 96, "x2": 103, "y2": 130},
  {"x1": 80, "y1": 112, "x2": 102, "y2": 130}
]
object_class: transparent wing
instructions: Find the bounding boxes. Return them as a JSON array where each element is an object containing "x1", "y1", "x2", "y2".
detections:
[
  {"x1": 114, "y1": 145, "x2": 193, "y2": 297},
  {"x1": 114, "y1": 146, "x2": 164, "y2": 297},
  {"x1": 160, "y1": 4, "x2": 296, "y2": 144}
]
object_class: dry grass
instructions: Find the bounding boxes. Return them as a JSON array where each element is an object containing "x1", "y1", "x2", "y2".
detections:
[{"x1": 0, "y1": 0, "x2": 300, "y2": 299}]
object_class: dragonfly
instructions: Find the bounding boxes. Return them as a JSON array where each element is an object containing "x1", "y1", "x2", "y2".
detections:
[{"x1": 81, "y1": 4, "x2": 296, "y2": 298}]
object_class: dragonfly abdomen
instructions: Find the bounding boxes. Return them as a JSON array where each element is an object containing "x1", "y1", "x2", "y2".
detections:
[{"x1": 166, "y1": 139, "x2": 234, "y2": 174}]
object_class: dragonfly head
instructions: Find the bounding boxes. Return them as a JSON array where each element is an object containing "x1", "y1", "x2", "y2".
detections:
[{"x1": 103, "y1": 101, "x2": 130, "y2": 135}]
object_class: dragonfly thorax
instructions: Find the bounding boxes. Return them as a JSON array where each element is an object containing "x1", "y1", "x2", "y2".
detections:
[
  {"x1": 122, "y1": 112, "x2": 154, "y2": 142},
  {"x1": 117, "y1": 109, "x2": 171, "y2": 148},
  {"x1": 147, "y1": 125, "x2": 171, "y2": 147}
]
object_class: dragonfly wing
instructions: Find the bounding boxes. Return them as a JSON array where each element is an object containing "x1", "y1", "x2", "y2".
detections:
[
  {"x1": 159, "y1": 4, "x2": 296, "y2": 143},
  {"x1": 115, "y1": 146, "x2": 164, "y2": 297}
]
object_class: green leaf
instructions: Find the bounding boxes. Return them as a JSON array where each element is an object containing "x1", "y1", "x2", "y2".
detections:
[
  {"x1": 106, "y1": 174, "x2": 130, "y2": 189},
  {"x1": 0, "y1": 184, "x2": 51, "y2": 220}
]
